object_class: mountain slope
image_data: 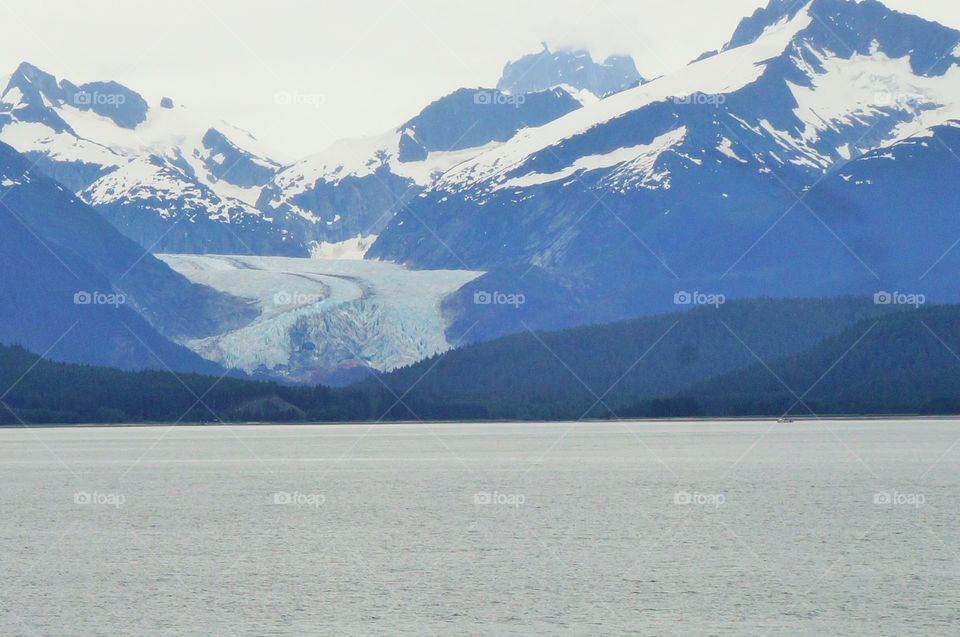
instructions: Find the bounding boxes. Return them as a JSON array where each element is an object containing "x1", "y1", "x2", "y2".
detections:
[
  {"x1": 0, "y1": 140, "x2": 250, "y2": 372},
  {"x1": 369, "y1": 0, "x2": 960, "y2": 340},
  {"x1": 82, "y1": 154, "x2": 300, "y2": 255},
  {"x1": 801, "y1": 119, "x2": 960, "y2": 291},
  {"x1": 257, "y1": 86, "x2": 586, "y2": 252}
]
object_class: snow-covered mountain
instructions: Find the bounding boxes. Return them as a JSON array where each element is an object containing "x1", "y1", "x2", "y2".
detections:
[
  {"x1": 0, "y1": 62, "x2": 301, "y2": 255},
  {"x1": 497, "y1": 45, "x2": 644, "y2": 98},
  {"x1": 0, "y1": 49, "x2": 640, "y2": 261},
  {"x1": 81, "y1": 154, "x2": 299, "y2": 255},
  {"x1": 369, "y1": 0, "x2": 960, "y2": 341},
  {"x1": 256, "y1": 85, "x2": 589, "y2": 254}
]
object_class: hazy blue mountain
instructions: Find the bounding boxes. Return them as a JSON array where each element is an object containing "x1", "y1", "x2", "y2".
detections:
[
  {"x1": 0, "y1": 140, "x2": 250, "y2": 372},
  {"x1": 497, "y1": 45, "x2": 644, "y2": 97}
]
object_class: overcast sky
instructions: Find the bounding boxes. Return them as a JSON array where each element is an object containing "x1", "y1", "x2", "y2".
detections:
[{"x1": 1, "y1": 0, "x2": 957, "y2": 160}]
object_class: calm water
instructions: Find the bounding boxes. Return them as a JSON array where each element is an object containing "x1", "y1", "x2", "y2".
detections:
[{"x1": 0, "y1": 420, "x2": 958, "y2": 636}]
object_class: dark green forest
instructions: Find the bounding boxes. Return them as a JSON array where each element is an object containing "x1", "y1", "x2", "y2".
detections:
[
  {"x1": 2, "y1": 297, "x2": 960, "y2": 424},
  {"x1": 687, "y1": 305, "x2": 960, "y2": 417},
  {"x1": 375, "y1": 296, "x2": 904, "y2": 416}
]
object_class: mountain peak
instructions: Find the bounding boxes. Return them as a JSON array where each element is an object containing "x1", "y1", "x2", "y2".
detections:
[
  {"x1": 1, "y1": 62, "x2": 149, "y2": 129},
  {"x1": 724, "y1": 0, "x2": 813, "y2": 50},
  {"x1": 724, "y1": 0, "x2": 960, "y2": 76},
  {"x1": 496, "y1": 47, "x2": 644, "y2": 98},
  {"x1": 10, "y1": 61, "x2": 57, "y2": 84},
  {"x1": 4, "y1": 61, "x2": 61, "y2": 101}
]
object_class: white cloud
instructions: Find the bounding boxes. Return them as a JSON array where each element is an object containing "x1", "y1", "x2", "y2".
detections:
[{"x1": 0, "y1": 0, "x2": 956, "y2": 160}]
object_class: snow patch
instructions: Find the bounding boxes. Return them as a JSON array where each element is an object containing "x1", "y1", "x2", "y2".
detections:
[
  {"x1": 553, "y1": 83, "x2": 600, "y2": 105},
  {"x1": 0, "y1": 120, "x2": 123, "y2": 167},
  {"x1": 498, "y1": 127, "x2": 687, "y2": 190},
  {"x1": 788, "y1": 48, "x2": 960, "y2": 147},
  {"x1": 82, "y1": 155, "x2": 266, "y2": 223},
  {"x1": 271, "y1": 129, "x2": 503, "y2": 206},
  {"x1": 717, "y1": 137, "x2": 748, "y2": 163},
  {"x1": 309, "y1": 234, "x2": 378, "y2": 260},
  {"x1": 1, "y1": 85, "x2": 24, "y2": 105}
]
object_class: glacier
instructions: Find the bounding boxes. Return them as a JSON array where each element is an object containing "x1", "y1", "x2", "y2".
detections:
[{"x1": 159, "y1": 254, "x2": 483, "y2": 384}]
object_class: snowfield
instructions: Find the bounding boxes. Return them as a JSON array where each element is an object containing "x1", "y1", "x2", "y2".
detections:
[{"x1": 158, "y1": 254, "x2": 483, "y2": 384}]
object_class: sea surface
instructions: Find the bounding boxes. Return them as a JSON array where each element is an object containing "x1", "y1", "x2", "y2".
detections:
[{"x1": 0, "y1": 420, "x2": 958, "y2": 636}]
